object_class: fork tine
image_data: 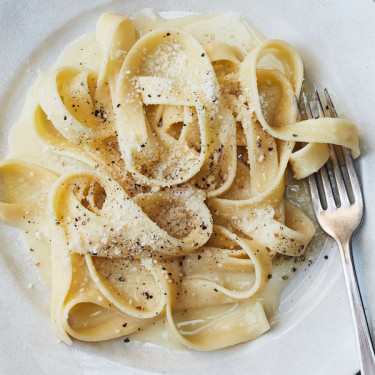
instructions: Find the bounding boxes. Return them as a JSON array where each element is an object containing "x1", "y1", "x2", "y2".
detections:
[
  {"x1": 324, "y1": 89, "x2": 338, "y2": 117},
  {"x1": 319, "y1": 164, "x2": 336, "y2": 209},
  {"x1": 342, "y1": 146, "x2": 363, "y2": 205},
  {"x1": 304, "y1": 94, "x2": 337, "y2": 209},
  {"x1": 303, "y1": 93, "x2": 313, "y2": 119},
  {"x1": 308, "y1": 173, "x2": 324, "y2": 214},
  {"x1": 329, "y1": 145, "x2": 351, "y2": 207},
  {"x1": 314, "y1": 89, "x2": 325, "y2": 117},
  {"x1": 325, "y1": 89, "x2": 361, "y2": 205},
  {"x1": 294, "y1": 96, "x2": 324, "y2": 214},
  {"x1": 315, "y1": 90, "x2": 351, "y2": 208}
]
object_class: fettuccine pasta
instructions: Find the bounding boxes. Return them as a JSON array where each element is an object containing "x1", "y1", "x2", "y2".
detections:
[{"x1": 0, "y1": 10, "x2": 359, "y2": 351}]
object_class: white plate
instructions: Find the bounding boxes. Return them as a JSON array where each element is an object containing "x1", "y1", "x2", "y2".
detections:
[{"x1": 1, "y1": 1, "x2": 375, "y2": 374}]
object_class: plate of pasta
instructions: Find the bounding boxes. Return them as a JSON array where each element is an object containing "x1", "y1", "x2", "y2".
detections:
[{"x1": 0, "y1": 1, "x2": 374, "y2": 374}]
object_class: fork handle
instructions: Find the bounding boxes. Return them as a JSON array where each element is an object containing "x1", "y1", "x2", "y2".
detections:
[{"x1": 337, "y1": 238, "x2": 375, "y2": 375}]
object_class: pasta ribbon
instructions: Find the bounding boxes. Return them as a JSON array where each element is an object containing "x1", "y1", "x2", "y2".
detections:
[
  {"x1": 50, "y1": 171, "x2": 213, "y2": 257},
  {"x1": 240, "y1": 39, "x2": 359, "y2": 177},
  {"x1": 115, "y1": 28, "x2": 221, "y2": 186}
]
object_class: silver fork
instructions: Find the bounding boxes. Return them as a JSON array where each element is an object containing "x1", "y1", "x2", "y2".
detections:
[{"x1": 295, "y1": 89, "x2": 375, "y2": 375}]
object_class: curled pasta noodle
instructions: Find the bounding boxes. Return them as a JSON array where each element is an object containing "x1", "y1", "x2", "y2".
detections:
[
  {"x1": 51, "y1": 171, "x2": 213, "y2": 257},
  {"x1": 39, "y1": 68, "x2": 116, "y2": 143},
  {"x1": 0, "y1": 11, "x2": 360, "y2": 351},
  {"x1": 115, "y1": 28, "x2": 221, "y2": 186},
  {"x1": 240, "y1": 39, "x2": 359, "y2": 177}
]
